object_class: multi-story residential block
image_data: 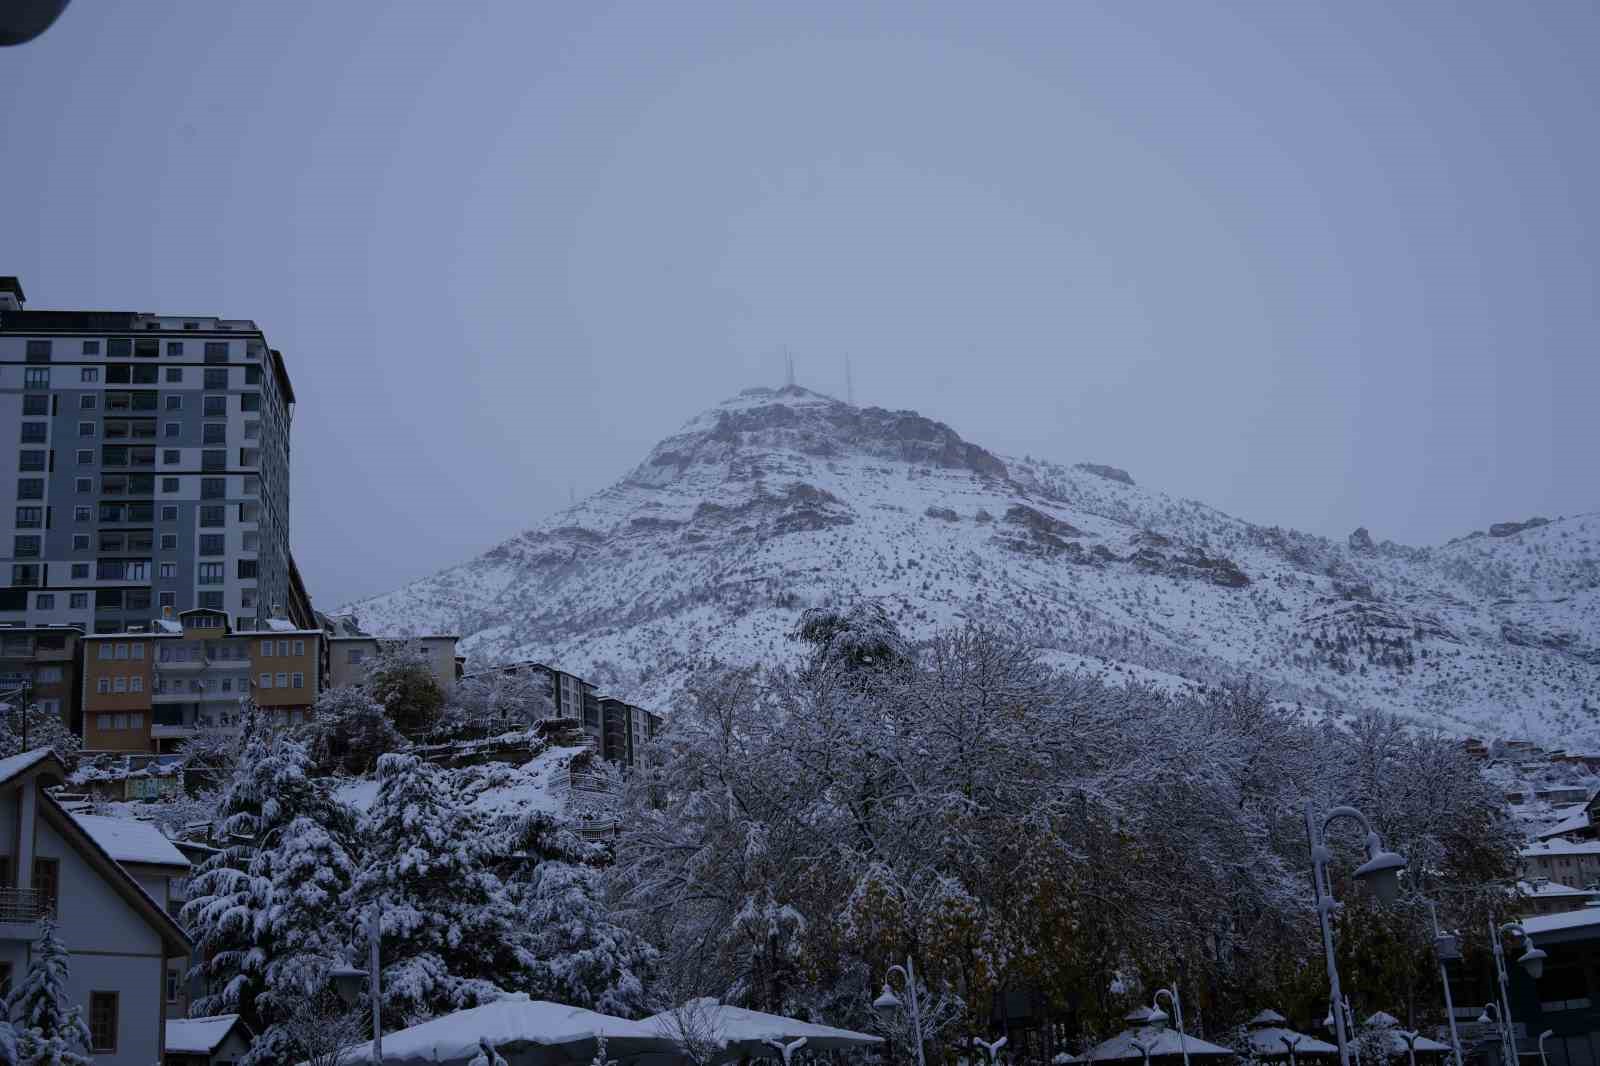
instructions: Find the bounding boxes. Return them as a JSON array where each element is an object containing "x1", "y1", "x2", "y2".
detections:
[
  {"x1": 0, "y1": 623, "x2": 85, "y2": 734},
  {"x1": 1523, "y1": 839, "x2": 1600, "y2": 889},
  {"x1": 461, "y1": 660, "x2": 663, "y2": 771},
  {"x1": 0, "y1": 276, "x2": 309, "y2": 635},
  {"x1": 0, "y1": 749, "x2": 192, "y2": 1064},
  {"x1": 80, "y1": 607, "x2": 323, "y2": 754},
  {"x1": 326, "y1": 631, "x2": 462, "y2": 699}
]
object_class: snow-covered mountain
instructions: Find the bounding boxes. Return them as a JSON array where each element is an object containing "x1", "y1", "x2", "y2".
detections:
[{"x1": 344, "y1": 386, "x2": 1600, "y2": 742}]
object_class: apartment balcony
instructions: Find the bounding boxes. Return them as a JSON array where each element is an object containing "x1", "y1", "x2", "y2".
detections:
[{"x1": 0, "y1": 889, "x2": 50, "y2": 939}]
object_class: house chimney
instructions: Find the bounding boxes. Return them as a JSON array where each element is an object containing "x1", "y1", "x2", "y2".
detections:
[
  {"x1": 271, "y1": 602, "x2": 286, "y2": 620},
  {"x1": 162, "y1": 605, "x2": 173, "y2": 619}
]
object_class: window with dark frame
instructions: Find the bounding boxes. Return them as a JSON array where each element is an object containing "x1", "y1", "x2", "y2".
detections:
[
  {"x1": 31, "y1": 857, "x2": 58, "y2": 914},
  {"x1": 89, "y1": 991, "x2": 118, "y2": 1052}
]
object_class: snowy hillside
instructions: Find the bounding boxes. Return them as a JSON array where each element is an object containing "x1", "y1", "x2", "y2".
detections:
[{"x1": 344, "y1": 386, "x2": 1600, "y2": 742}]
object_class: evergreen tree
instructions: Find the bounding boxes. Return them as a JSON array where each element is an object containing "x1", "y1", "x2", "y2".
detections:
[
  {"x1": 7, "y1": 919, "x2": 92, "y2": 1066},
  {"x1": 363, "y1": 644, "x2": 445, "y2": 735},
  {"x1": 181, "y1": 731, "x2": 355, "y2": 1039},
  {"x1": 349, "y1": 753, "x2": 529, "y2": 1026},
  {"x1": 502, "y1": 811, "x2": 656, "y2": 1016},
  {"x1": 304, "y1": 686, "x2": 405, "y2": 774}
]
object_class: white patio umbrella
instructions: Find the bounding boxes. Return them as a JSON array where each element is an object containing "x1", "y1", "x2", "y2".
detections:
[
  {"x1": 324, "y1": 995, "x2": 678, "y2": 1066},
  {"x1": 1084, "y1": 1025, "x2": 1236, "y2": 1063},
  {"x1": 1241, "y1": 1009, "x2": 1339, "y2": 1060},
  {"x1": 1361, "y1": 1014, "x2": 1451, "y2": 1059},
  {"x1": 641, "y1": 999, "x2": 882, "y2": 1063}
]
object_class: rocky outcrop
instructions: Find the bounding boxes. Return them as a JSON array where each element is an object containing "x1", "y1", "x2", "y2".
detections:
[
  {"x1": 1490, "y1": 517, "x2": 1551, "y2": 538},
  {"x1": 1074, "y1": 462, "x2": 1135, "y2": 486},
  {"x1": 923, "y1": 506, "x2": 960, "y2": 522},
  {"x1": 1348, "y1": 527, "x2": 1375, "y2": 553}
]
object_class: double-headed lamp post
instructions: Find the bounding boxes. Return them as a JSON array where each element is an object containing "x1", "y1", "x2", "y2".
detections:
[
  {"x1": 874, "y1": 957, "x2": 927, "y2": 1066},
  {"x1": 1487, "y1": 921, "x2": 1548, "y2": 1066},
  {"x1": 1306, "y1": 802, "x2": 1407, "y2": 1066},
  {"x1": 330, "y1": 899, "x2": 384, "y2": 1065},
  {"x1": 1478, "y1": 1003, "x2": 1510, "y2": 1066},
  {"x1": 1149, "y1": 987, "x2": 1190, "y2": 1066}
]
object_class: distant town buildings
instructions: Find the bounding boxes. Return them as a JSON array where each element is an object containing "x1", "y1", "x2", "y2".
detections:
[{"x1": 464, "y1": 660, "x2": 663, "y2": 771}]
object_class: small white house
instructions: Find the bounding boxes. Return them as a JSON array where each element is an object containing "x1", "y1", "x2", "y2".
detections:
[
  {"x1": 0, "y1": 749, "x2": 193, "y2": 1064},
  {"x1": 165, "y1": 1013, "x2": 253, "y2": 1065}
]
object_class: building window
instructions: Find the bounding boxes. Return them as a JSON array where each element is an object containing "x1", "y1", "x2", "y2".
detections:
[
  {"x1": 32, "y1": 858, "x2": 58, "y2": 915},
  {"x1": 199, "y1": 534, "x2": 225, "y2": 556},
  {"x1": 276, "y1": 672, "x2": 288, "y2": 688},
  {"x1": 130, "y1": 676, "x2": 143, "y2": 693},
  {"x1": 292, "y1": 640, "x2": 305, "y2": 656},
  {"x1": 81, "y1": 340, "x2": 100, "y2": 355},
  {"x1": 158, "y1": 591, "x2": 175, "y2": 608},
  {"x1": 76, "y1": 449, "x2": 93, "y2": 465},
  {"x1": 96, "y1": 679, "x2": 109, "y2": 695},
  {"x1": 260, "y1": 640, "x2": 273, "y2": 657},
  {"x1": 165, "y1": 394, "x2": 182, "y2": 411},
  {"x1": 238, "y1": 559, "x2": 257, "y2": 579},
  {"x1": 202, "y1": 423, "x2": 226, "y2": 445},
  {"x1": 292, "y1": 672, "x2": 304, "y2": 689},
  {"x1": 162, "y1": 422, "x2": 178, "y2": 439},
  {"x1": 113, "y1": 677, "x2": 127, "y2": 693},
  {"x1": 12, "y1": 536, "x2": 40, "y2": 558},
  {"x1": 10, "y1": 565, "x2": 40, "y2": 587},
  {"x1": 19, "y1": 422, "x2": 46, "y2": 444},
  {"x1": 70, "y1": 564, "x2": 89, "y2": 580},
  {"x1": 259, "y1": 673, "x2": 273, "y2": 689},
  {"x1": 16, "y1": 479, "x2": 43, "y2": 500},
  {"x1": 24, "y1": 368, "x2": 50, "y2": 389},
  {"x1": 106, "y1": 338, "x2": 131, "y2": 358},
  {"x1": 23, "y1": 395, "x2": 48, "y2": 416},
  {"x1": 241, "y1": 393, "x2": 261, "y2": 412},
  {"x1": 198, "y1": 562, "x2": 224, "y2": 585},
  {"x1": 88, "y1": 991, "x2": 117, "y2": 1053},
  {"x1": 25, "y1": 339, "x2": 52, "y2": 361},
  {"x1": 204, "y1": 341, "x2": 228, "y2": 362},
  {"x1": 160, "y1": 539, "x2": 176, "y2": 554},
  {"x1": 243, "y1": 421, "x2": 260, "y2": 440},
  {"x1": 14, "y1": 506, "x2": 42, "y2": 528},
  {"x1": 35, "y1": 594, "x2": 55, "y2": 610},
  {"x1": 73, "y1": 505, "x2": 90, "y2": 521},
  {"x1": 240, "y1": 588, "x2": 257, "y2": 609},
  {"x1": 162, "y1": 449, "x2": 179, "y2": 465},
  {"x1": 161, "y1": 505, "x2": 178, "y2": 521},
  {"x1": 204, "y1": 368, "x2": 229, "y2": 390},
  {"x1": 166, "y1": 967, "x2": 180, "y2": 1004},
  {"x1": 164, "y1": 368, "x2": 182, "y2": 384},
  {"x1": 202, "y1": 450, "x2": 226, "y2": 472},
  {"x1": 162, "y1": 477, "x2": 179, "y2": 493},
  {"x1": 166, "y1": 341, "x2": 184, "y2": 356},
  {"x1": 74, "y1": 477, "x2": 91, "y2": 493},
  {"x1": 79, "y1": 395, "x2": 96, "y2": 411},
  {"x1": 203, "y1": 396, "x2": 226, "y2": 417},
  {"x1": 72, "y1": 534, "x2": 89, "y2": 551},
  {"x1": 18, "y1": 451, "x2": 46, "y2": 472},
  {"x1": 198, "y1": 591, "x2": 223, "y2": 610},
  {"x1": 80, "y1": 367, "x2": 100, "y2": 383},
  {"x1": 70, "y1": 593, "x2": 88, "y2": 609},
  {"x1": 200, "y1": 505, "x2": 225, "y2": 527}
]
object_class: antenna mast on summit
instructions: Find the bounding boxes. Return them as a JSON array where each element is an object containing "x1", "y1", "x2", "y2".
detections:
[{"x1": 784, "y1": 347, "x2": 795, "y2": 388}]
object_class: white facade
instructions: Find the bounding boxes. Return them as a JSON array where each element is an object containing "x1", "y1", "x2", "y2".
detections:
[{"x1": 0, "y1": 751, "x2": 191, "y2": 1064}]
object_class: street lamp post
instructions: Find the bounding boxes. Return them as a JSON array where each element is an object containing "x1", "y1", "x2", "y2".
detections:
[
  {"x1": 972, "y1": 1035, "x2": 1007, "y2": 1066},
  {"x1": 874, "y1": 957, "x2": 927, "y2": 1066},
  {"x1": 1325, "y1": 997, "x2": 1362, "y2": 1066},
  {"x1": 333, "y1": 901, "x2": 383, "y2": 1064},
  {"x1": 1538, "y1": 1030, "x2": 1554, "y2": 1066},
  {"x1": 762, "y1": 1037, "x2": 808, "y2": 1066},
  {"x1": 1151, "y1": 987, "x2": 1190, "y2": 1066},
  {"x1": 1306, "y1": 802, "x2": 1407, "y2": 1066},
  {"x1": 1280, "y1": 1033, "x2": 1303, "y2": 1066},
  {"x1": 1489, "y1": 921, "x2": 1548, "y2": 1066},
  {"x1": 1423, "y1": 901, "x2": 1467, "y2": 1066},
  {"x1": 1479, "y1": 1003, "x2": 1512, "y2": 1066},
  {"x1": 1130, "y1": 1036, "x2": 1156, "y2": 1066}
]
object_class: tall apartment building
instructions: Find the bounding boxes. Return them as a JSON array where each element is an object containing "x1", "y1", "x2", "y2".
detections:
[
  {"x1": 0, "y1": 276, "x2": 308, "y2": 635},
  {"x1": 0, "y1": 624, "x2": 86, "y2": 734}
]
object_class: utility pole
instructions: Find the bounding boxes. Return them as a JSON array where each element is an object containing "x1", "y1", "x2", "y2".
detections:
[{"x1": 783, "y1": 346, "x2": 795, "y2": 388}]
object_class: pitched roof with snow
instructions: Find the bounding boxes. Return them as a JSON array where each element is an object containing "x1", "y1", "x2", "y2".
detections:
[
  {"x1": 71, "y1": 814, "x2": 189, "y2": 869},
  {"x1": 1085, "y1": 1027, "x2": 1236, "y2": 1061},
  {"x1": 1523, "y1": 839, "x2": 1600, "y2": 857},
  {"x1": 0, "y1": 749, "x2": 57, "y2": 787},
  {"x1": 166, "y1": 1014, "x2": 247, "y2": 1054}
]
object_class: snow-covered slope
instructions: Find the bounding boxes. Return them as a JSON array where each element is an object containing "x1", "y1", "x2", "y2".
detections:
[{"x1": 344, "y1": 386, "x2": 1600, "y2": 742}]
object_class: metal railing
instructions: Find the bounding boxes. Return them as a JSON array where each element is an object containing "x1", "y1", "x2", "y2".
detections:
[{"x1": 0, "y1": 888, "x2": 51, "y2": 923}]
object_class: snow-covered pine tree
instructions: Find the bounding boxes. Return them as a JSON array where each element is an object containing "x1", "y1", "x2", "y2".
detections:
[
  {"x1": 181, "y1": 730, "x2": 355, "y2": 1040},
  {"x1": 501, "y1": 810, "x2": 656, "y2": 1016},
  {"x1": 6, "y1": 918, "x2": 92, "y2": 1066},
  {"x1": 304, "y1": 685, "x2": 405, "y2": 774},
  {"x1": 245, "y1": 816, "x2": 360, "y2": 1066},
  {"x1": 349, "y1": 753, "x2": 528, "y2": 1025}
]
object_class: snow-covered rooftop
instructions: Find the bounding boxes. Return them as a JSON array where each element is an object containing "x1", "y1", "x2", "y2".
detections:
[
  {"x1": 1521, "y1": 906, "x2": 1600, "y2": 937},
  {"x1": 1523, "y1": 839, "x2": 1600, "y2": 857},
  {"x1": 166, "y1": 1015, "x2": 244, "y2": 1054},
  {"x1": 0, "y1": 749, "x2": 54, "y2": 787},
  {"x1": 1243, "y1": 1027, "x2": 1338, "y2": 1057},
  {"x1": 1085, "y1": 1026, "x2": 1236, "y2": 1061},
  {"x1": 72, "y1": 814, "x2": 189, "y2": 868}
]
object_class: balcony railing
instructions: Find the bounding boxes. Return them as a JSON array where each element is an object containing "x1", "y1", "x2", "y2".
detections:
[{"x1": 0, "y1": 889, "x2": 51, "y2": 923}]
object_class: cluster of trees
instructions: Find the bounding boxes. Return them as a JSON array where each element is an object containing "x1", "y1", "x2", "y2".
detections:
[
  {"x1": 0, "y1": 918, "x2": 94, "y2": 1065},
  {"x1": 611, "y1": 603, "x2": 1520, "y2": 1053},
  {"x1": 181, "y1": 718, "x2": 654, "y2": 1065}
]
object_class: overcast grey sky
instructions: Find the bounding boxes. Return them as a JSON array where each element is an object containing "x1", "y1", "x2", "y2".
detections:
[{"x1": 4, "y1": 2, "x2": 1595, "y2": 606}]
